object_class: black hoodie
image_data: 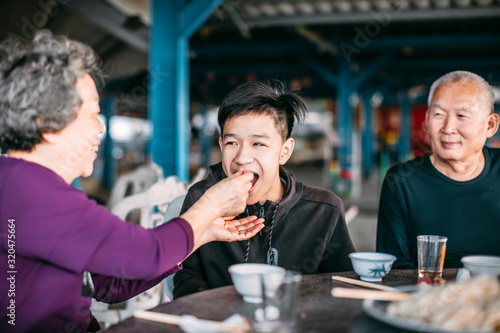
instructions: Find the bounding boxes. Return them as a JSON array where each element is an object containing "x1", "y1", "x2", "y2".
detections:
[{"x1": 173, "y1": 162, "x2": 355, "y2": 298}]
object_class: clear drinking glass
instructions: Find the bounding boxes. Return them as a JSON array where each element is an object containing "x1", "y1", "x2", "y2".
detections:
[
  {"x1": 417, "y1": 235, "x2": 448, "y2": 279},
  {"x1": 252, "y1": 271, "x2": 302, "y2": 333}
]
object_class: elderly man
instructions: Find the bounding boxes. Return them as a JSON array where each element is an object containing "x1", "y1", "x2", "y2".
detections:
[{"x1": 376, "y1": 70, "x2": 500, "y2": 268}]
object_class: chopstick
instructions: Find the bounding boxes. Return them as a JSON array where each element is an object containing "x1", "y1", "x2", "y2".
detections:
[
  {"x1": 331, "y1": 287, "x2": 412, "y2": 301},
  {"x1": 332, "y1": 276, "x2": 399, "y2": 292},
  {"x1": 133, "y1": 310, "x2": 242, "y2": 332}
]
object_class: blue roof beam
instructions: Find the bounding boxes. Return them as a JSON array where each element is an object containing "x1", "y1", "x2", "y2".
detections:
[{"x1": 182, "y1": 0, "x2": 224, "y2": 39}]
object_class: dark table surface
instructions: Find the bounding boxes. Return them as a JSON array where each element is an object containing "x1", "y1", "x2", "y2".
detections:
[{"x1": 103, "y1": 268, "x2": 458, "y2": 333}]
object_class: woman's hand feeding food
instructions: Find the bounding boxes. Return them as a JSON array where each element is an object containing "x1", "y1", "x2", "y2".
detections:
[{"x1": 180, "y1": 170, "x2": 259, "y2": 251}]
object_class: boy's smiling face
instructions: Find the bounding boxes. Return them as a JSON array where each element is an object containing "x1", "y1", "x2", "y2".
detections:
[{"x1": 219, "y1": 112, "x2": 294, "y2": 205}]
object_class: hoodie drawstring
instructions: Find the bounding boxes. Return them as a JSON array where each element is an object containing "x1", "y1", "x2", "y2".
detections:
[{"x1": 244, "y1": 198, "x2": 282, "y2": 265}]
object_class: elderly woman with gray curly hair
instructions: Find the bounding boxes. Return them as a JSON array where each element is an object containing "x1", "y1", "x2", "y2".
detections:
[{"x1": 0, "y1": 30, "x2": 264, "y2": 333}]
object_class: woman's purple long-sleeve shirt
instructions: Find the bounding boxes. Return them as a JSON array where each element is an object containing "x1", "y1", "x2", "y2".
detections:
[{"x1": 0, "y1": 157, "x2": 194, "y2": 332}]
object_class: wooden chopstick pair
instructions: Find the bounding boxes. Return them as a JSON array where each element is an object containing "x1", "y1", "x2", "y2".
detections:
[
  {"x1": 331, "y1": 276, "x2": 412, "y2": 301},
  {"x1": 332, "y1": 276, "x2": 399, "y2": 292}
]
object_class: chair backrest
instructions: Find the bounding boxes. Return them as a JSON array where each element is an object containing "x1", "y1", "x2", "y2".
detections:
[
  {"x1": 92, "y1": 176, "x2": 188, "y2": 328},
  {"x1": 161, "y1": 194, "x2": 187, "y2": 302},
  {"x1": 162, "y1": 194, "x2": 187, "y2": 223},
  {"x1": 107, "y1": 163, "x2": 164, "y2": 210},
  {"x1": 111, "y1": 176, "x2": 188, "y2": 229},
  {"x1": 188, "y1": 167, "x2": 207, "y2": 188}
]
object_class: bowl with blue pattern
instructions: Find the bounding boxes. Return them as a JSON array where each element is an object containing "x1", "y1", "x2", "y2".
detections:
[{"x1": 349, "y1": 252, "x2": 397, "y2": 282}]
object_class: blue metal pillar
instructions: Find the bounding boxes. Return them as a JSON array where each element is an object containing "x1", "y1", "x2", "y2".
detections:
[
  {"x1": 361, "y1": 91, "x2": 375, "y2": 178},
  {"x1": 336, "y1": 62, "x2": 353, "y2": 196},
  {"x1": 200, "y1": 101, "x2": 212, "y2": 169},
  {"x1": 347, "y1": 53, "x2": 392, "y2": 195},
  {"x1": 301, "y1": 52, "x2": 391, "y2": 196},
  {"x1": 150, "y1": 0, "x2": 179, "y2": 179},
  {"x1": 150, "y1": 0, "x2": 222, "y2": 181},
  {"x1": 101, "y1": 97, "x2": 116, "y2": 190},
  {"x1": 398, "y1": 92, "x2": 411, "y2": 162}
]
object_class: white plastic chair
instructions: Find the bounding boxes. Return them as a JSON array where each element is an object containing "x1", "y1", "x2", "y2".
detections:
[
  {"x1": 91, "y1": 176, "x2": 188, "y2": 328},
  {"x1": 161, "y1": 194, "x2": 188, "y2": 301},
  {"x1": 107, "y1": 163, "x2": 164, "y2": 211},
  {"x1": 161, "y1": 167, "x2": 209, "y2": 301},
  {"x1": 160, "y1": 168, "x2": 209, "y2": 301},
  {"x1": 188, "y1": 167, "x2": 207, "y2": 188},
  {"x1": 111, "y1": 175, "x2": 187, "y2": 229}
]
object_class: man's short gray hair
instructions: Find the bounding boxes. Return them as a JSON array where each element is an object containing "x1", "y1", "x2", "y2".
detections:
[
  {"x1": 0, "y1": 30, "x2": 101, "y2": 153},
  {"x1": 427, "y1": 70, "x2": 494, "y2": 113}
]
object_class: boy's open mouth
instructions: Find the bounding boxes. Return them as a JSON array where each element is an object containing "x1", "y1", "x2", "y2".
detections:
[
  {"x1": 251, "y1": 173, "x2": 259, "y2": 187},
  {"x1": 249, "y1": 173, "x2": 259, "y2": 192},
  {"x1": 240, "y1": 169, "x2": 259, "y2": 192}
]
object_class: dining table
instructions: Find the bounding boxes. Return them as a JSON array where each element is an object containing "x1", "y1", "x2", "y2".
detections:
[{"x1": 103, "y1": 268, "x2": 458, "y2": 333}]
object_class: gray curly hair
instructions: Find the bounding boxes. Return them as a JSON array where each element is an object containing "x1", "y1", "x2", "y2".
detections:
[{"x1": 0, "y1": 30, "x2": 101, "y2": 153}]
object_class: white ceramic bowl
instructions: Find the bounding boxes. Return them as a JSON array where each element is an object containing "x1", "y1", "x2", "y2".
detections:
[
  {"x1": 348, "y1": 252, "x2": 397, "y2": 282},
  {"x1": 461, "y1": 255, "x2": 500, "y2": 277},
  {"x1": 228, "y1": 263, "x2": 286, "y2": 303}
]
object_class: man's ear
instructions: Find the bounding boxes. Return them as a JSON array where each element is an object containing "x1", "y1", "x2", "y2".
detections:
[
  {"x1": 486, "y1": 113, "x2": 500, "y2": 138},
  {"x1": 279, "y1": 138, "x2": 294, "y2": 165},
  {"x1": 218, "y1": 136, "x2": 223, "y2": 151}
]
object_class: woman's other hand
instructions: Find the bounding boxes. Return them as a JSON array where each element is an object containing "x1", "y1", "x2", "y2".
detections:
[{"x1": 199, "y1": 216, "x2": 265, "y2": 245}]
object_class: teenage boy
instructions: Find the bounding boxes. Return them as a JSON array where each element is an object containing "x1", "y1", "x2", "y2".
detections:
[{"x1": 173, "y1": 80, "x2": 355, "y2": 298}]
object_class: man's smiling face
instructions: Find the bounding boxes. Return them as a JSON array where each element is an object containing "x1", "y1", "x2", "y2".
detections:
[
  {"x1": 219, "y1": 112, "x2": 293, "y2": 205},
  {"x1": 426, "y1": 79, "x2": 495, "y2": 166}
]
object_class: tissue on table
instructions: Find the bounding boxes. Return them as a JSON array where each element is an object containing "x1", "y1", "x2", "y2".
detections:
[{"x1": 180, "y1": 313, "x2": 248, "y2": 333}]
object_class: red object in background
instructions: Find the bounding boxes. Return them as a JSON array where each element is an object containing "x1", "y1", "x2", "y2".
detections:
[
  {"x1": 378, "y1": 103, "x2": 431, "y2": 159},
  {"x1": 340, "y1": 168, "x2": 352, "y2": 180},
  {"x1": 411, "y1": 103, "x2": 431, "y2": 157},
  {"x1": 380, "y1": 105, "x2": 401, "y2": 136}
]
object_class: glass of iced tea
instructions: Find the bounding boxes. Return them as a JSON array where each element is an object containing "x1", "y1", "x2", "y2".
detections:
[{"x1": 417, "y1": 235, "x2": 448, "y2": 279}]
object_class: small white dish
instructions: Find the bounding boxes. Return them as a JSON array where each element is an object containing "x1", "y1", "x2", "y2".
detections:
[
  {"x1": 349, "y1": 252, "x2": 396, "y2": 282},
  {"x1": 461, "y1": 255, "x2": 500, "y2": 277},
  {"x1": 228, "y1": 263, "x2": 286, "y2": 303}
]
